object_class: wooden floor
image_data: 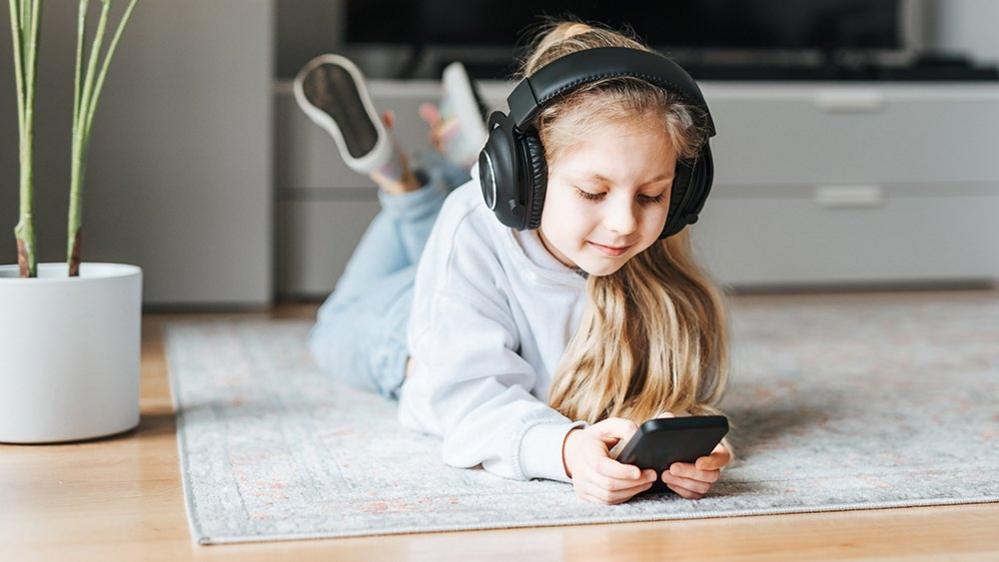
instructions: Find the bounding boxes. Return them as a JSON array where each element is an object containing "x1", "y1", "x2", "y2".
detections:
[{"x1": 2, "y1": 290, "x2": 998, "y2": 561}]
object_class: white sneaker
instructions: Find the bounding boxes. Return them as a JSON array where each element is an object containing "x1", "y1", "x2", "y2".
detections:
[
  {"x1": 437, "y1": 62, "x2": 488, "y2": 169},
  {"x1": 293, "y1": 54, "x2": 402, "y2": 179}
]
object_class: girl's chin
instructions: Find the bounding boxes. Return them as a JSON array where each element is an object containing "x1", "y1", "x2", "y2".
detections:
[{"x1": 574, "y1": 258, "x2": 624, "y2": 277}]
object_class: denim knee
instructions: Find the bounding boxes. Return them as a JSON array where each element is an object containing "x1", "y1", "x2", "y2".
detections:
[
  {"x1": 308, "y1": 299, "x2": 374, "y2": 395},
  {"x1": 307, "y1": 282, "x2": 412, "y2": 401}
]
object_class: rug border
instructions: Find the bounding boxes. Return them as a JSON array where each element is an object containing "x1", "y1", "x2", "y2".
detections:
[
  {"x1": 195, "y1": 497, "x2": 999, "y2": 546},
  {"x1": 165, "y1": 324, "x2": 211, "y2": 546}
]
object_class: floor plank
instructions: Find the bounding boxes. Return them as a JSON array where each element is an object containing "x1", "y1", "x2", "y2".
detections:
[{"x1": 2, "y1": 289, "x2": 997, "y2": 561}]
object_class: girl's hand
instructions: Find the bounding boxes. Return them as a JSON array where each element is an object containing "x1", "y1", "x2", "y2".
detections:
[
  {"x1": 562, "y1": 418, "x2": 659, "y2": 505},
  {"x1": 661, "y1": 441, "x2": 731, "y2": 499}
]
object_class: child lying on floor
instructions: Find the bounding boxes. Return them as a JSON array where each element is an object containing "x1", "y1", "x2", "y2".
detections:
[{"x1": 300, "y1": 20, "x2": 734, "y2": 505}]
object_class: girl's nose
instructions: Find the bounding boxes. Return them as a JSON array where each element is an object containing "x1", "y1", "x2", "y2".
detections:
[{"x1": 603, "y1": 199, "x2": 639, "y2": 235}]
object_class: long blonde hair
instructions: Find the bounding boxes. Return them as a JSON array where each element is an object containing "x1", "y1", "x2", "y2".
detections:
[{"x1": 527, "y1": 21, "x2": 733, "y2": 435}]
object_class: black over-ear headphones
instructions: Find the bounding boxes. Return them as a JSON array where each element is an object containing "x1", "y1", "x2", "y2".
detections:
[{"x1": 478, "y1": 46, "x2": 716, "y2": 240}]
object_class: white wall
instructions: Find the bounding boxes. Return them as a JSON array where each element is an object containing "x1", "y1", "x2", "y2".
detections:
[{"x1": 0, "y1": 1, "x2": 274, "y2": 307}]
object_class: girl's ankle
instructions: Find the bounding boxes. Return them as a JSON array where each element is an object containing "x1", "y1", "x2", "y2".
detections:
[{"x1": 373, "y1": 168, "x2": 424, "y2": 195}]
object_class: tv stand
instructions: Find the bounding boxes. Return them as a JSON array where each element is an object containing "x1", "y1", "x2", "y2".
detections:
[{"x1": 274, "y1": 79, "x2": 999, "y2": 297}]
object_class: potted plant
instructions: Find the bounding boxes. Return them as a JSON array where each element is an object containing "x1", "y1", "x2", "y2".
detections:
[{"x1": 0, "y1": 0, "x2": 140, "y2": 443}]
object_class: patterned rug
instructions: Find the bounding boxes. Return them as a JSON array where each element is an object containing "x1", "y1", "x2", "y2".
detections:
[{"x1": 165, "y1": 294, "x2": 999, "y2": 544}]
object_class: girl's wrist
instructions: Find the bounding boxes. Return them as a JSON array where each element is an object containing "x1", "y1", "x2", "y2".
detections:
[{"x1": 562, "y1": 427, "x2": 582, "y2": 478}]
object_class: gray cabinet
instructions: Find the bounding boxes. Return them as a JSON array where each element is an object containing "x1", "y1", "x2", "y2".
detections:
[
  {"x1": 276, "y1": 79, "x2": 999, "y2": 298},
  {"x1": 695, "y1": 83, "x2": 999, "y2": 288}
]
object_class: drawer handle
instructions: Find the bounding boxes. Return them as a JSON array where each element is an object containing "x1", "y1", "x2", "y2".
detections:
[
  {"x1": 814, "y1": 185, "x2": 886, "y2": 208},
  {"x1": 814, "y1": 91, "x2": 885, "y2": 113}
]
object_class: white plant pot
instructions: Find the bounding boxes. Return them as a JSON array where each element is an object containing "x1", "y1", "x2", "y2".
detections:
[{"x1": 0, "y1": 262, "x2": 142, "y2": 443}]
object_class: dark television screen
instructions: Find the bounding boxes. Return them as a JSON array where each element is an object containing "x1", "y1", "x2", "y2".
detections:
[{"x1": 346, "y1": 0, "x2": 902, "y2": 50}]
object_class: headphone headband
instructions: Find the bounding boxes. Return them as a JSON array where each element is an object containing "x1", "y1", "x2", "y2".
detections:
[
  {"x1": 506, "y1": 46, "x2": 716, "y2": 135},
  {"x1": 480, "y1": 45, "x2": 716, "y2": 239}
]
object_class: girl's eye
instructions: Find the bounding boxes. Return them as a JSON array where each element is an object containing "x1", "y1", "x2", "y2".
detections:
[{"x1": 573, "y1": 187, "x2": 666, "y2": 205}]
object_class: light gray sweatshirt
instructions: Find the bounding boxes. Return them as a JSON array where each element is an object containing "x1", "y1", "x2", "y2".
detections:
[{"x1": 397, "y1": 169, "x2": 592, "y2": 483}]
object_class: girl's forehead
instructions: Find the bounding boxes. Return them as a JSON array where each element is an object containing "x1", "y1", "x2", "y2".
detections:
[
  {"x1": 550, "y1": 118, "x2": 673, "y2": 153},
  {"x1": 552, "y1": 128, "x2": 678, "y2": 181}
]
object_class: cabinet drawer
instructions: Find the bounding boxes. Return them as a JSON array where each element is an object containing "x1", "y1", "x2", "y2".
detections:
[
  {"x1": 691, "y1": 182, "x2": 999, "y2": 286},
  {"x1": 703, "y1": 84, "x2": 999, "y2": 186}
]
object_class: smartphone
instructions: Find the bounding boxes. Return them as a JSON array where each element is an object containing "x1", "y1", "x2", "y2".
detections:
[{"x1": 612, "y1": 415, "x2": 729, "y2": 494}]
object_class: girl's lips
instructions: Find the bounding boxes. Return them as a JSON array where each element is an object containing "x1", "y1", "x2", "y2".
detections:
[{"x1": 588, "y1": 241, "x2": 632, "y2": 256}]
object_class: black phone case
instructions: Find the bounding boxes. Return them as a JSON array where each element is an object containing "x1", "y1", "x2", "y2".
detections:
[{"x1": 615, "y1": 415, "x2": 729, "y2": 495}]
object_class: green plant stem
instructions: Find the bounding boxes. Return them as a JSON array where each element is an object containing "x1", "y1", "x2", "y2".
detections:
[
  {"x1": 72, "y1": 0, "x2": 85, "y2": 138},
  {"x1": 67, "y1": 0, "x2": 108, "y2": 274},
  {"x1": 67, "y1": 0, "x2": 138, "y2": 275},
  {"x1": 84, "y1": 0, "x2": 136, "y2": 137},
  {"x1": 10, "y1": 0, "x2": 39, "y2": 277},
  {"x1": 8, "y1": 0, "x2": 24, "y2": 131}
]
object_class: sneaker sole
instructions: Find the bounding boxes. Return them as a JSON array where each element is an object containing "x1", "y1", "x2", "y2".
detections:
[
  {"x1": 293, "y1": 54, "x2": 392, "y2": 174},
  {"x1": 441, "y1": 62, "x2": 489, "y2": 167}
]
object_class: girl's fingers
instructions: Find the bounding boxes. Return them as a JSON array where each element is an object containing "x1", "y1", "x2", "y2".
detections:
[
  {"x1": 606, "y1": 479, "x2": 655, "y2": 503},
  {"x1": 665, "y1": 482, "x2": 705, "y2": 500},
  {"x1": 579, "y1": 478, "x2": 654, "y2": 505},
  {"x1": 663, "y1": 473, "x2": 707, "y2": 500},
  {"x1": 668, "y1": 461, "x2": 720, "y2": 483},
  {"x1": 695, "y1": 443, "x2": 732, "y2": 471},
  {"x1": 590, "y1": 468, "x2": 656, "y2": 492},
  {"x1": 595, "y1": 456, "x2": 643, "y2": 480},
  {"x1": 661, "y1": 470, "x2": 712, "y2": 495}
]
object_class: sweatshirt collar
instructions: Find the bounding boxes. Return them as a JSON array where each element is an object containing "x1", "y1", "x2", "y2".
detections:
[{"x1": 506, "y1": 227, "x2": 588, "y2": 287}]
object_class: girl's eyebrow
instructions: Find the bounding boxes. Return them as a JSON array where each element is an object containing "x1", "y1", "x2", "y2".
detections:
[{"x1": 580, "y1": 172, "x2": 673, "y2": 186}]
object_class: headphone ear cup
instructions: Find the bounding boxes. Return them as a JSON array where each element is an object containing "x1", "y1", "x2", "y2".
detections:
[
  {"x1": 660, "y1": 161, "x2": 692, "y2": 239},
  {"x1": 480, "y1": 111, "x2": 528, "y2": 229},
  {"x1": 659, "y1": 142, "x2": 714, "y2": 239},
  {"x1": 521, "y1": 132, "x2": 548, "y2": 230},
  {"x1": 685, "y1": 142, "x2": 714, "y2": 220}
]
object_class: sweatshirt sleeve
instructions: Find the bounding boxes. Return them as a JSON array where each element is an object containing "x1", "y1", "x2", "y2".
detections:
[{"x1": 414, "y1": 286, "x2": 587, "y2": 483}]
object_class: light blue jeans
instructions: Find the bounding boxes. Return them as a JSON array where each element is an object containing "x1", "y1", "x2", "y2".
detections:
[{"x1": 307, "y1": 149, "x2": 471, "y2": 400}]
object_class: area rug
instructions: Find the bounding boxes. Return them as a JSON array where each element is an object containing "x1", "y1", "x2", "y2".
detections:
[{"x1": 165, "y1": 294, "x2": 999, "y2": 544}]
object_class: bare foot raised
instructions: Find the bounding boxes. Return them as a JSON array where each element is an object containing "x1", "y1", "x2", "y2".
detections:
[{"x1": 370, "y1": 110, "x2": 423, "y2": 195}]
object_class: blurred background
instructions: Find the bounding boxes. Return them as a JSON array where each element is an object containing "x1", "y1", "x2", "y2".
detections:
[{"x1": 1, "y1": 0, "x2": 997, "y2": 309}]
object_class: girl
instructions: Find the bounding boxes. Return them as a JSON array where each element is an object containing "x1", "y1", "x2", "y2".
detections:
[{"x1": 308, "y1": 21, "x2": 733, "y2": 505}]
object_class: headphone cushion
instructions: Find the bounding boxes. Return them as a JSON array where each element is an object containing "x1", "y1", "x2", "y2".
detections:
[
  {"x1": 661, "y1": 161, "x2": 692, "y2": 239},
  {"x1": 522, "y1": 133, "x2": 548, "y2": 230},
  {"x1": 660, "y1": 144, "x2": 714, "y2": 239}
]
